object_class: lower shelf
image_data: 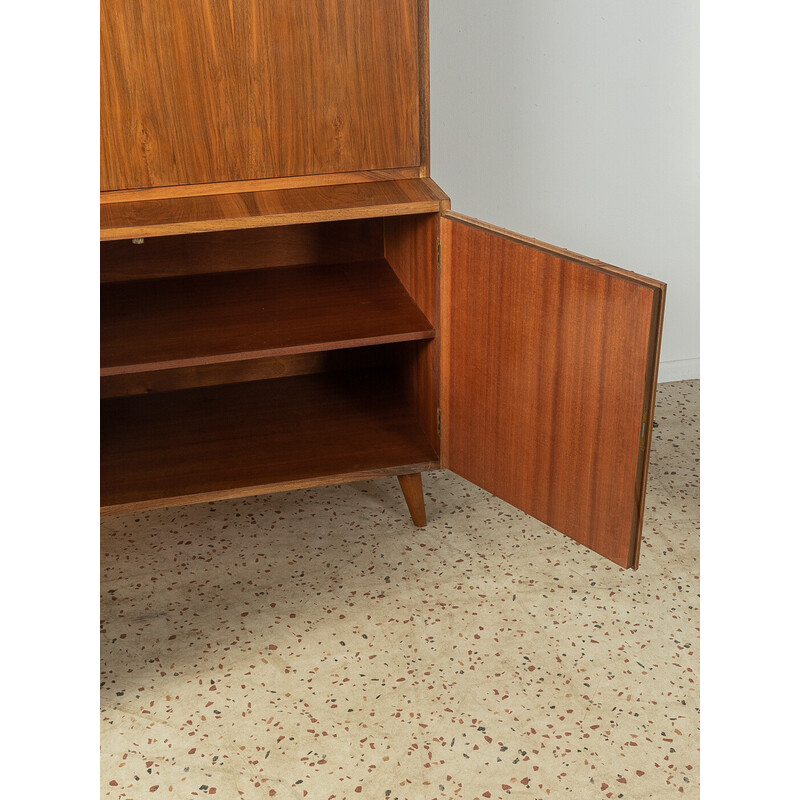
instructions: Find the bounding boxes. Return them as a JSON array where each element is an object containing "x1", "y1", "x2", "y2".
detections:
[{"x1": 101, "y1": 369, "x2": 439, "y2": 514}]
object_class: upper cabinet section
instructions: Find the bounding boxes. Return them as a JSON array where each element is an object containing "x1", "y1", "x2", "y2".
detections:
[{"x1": 101, "y1": 0, "x2": 426, "y2": 192}]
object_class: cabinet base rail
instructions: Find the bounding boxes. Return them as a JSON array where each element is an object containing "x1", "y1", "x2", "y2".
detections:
[{"x1": 100, "y1": 467, "x2": 434, "y2": 525}]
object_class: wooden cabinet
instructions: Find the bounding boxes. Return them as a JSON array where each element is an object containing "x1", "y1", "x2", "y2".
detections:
[{"x1": 100, "y1": 0, "x2": 664, "y2": 569}]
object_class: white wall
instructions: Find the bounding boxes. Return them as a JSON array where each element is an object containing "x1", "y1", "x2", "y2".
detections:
[{"x1": 429, "y1": 1, "x2": 699, "y2": 382}]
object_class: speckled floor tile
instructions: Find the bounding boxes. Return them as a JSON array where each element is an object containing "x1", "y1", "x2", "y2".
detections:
[{"x1": 101, "y1": 379, "x2": 699, "y2": 799}]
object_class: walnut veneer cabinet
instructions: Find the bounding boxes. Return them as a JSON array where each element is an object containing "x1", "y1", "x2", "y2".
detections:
[{"x1": 100, "y1": 0, "x2": 665, "y2": 569}]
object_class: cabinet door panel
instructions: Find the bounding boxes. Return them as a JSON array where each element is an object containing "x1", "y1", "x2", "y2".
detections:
[
  {"x1": 101, "y1": 0, "x2": 422, "y2": 190},
  {"x1": 441, "y1": 213, "x2": 664, "y2": 568}
]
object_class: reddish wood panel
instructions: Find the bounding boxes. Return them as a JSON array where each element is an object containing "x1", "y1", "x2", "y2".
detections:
[
  {"x1": 100, "y1": 346, "x2": 391, "y2": 398},
  {"x1": 101, "y1": 260, "x2": 435, "y2": 376},
  {"x1": 100, "y1": 178, "x2": 448, "y2": 240},
  {"x1": 416, "y1": 0, "x2": 431, "y2": 176},
  {"x1": 101, "y1": 0, "x2": 422, "y2": 190},
  {"x1": 100, "y1": 168, "x2": 424, "y2": 205},
  {"x1": 441, "y1": 214, "x2": 664, "y2": 568},
  {"x1": 101, "y1": 369, "x2": 439, "y2": 513},
  {"x1": 384, "y1": 214, "x2": 443, "y2": 453},
  {"x1": 101, "y1": 220, "x2": 383, "y2": 283}
]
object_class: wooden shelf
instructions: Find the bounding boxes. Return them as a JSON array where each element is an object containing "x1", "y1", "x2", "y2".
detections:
[
  {"x1": 100, "y1": 178, "x2": 449, "y2": 240},
  {"x1": 101, "y1": 369, "x2": 440, "y2": 513},
  {"x1": 101, "y1": 259, "x2": 435, "y2": 376}
]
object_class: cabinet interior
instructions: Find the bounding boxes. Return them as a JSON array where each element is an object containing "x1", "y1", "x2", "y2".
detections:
[{"x1": 100, "y1": 214, "x2": 441, "y2": 514}]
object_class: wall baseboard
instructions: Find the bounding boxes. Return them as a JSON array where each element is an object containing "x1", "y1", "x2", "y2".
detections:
[{"x1": 657, "y1": 358, "x2": 699, "y2": 384}]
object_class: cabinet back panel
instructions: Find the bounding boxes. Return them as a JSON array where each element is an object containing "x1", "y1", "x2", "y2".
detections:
[
  {"x1": 101, "y1": 346, "x2": 393, "y2": 398},
  {"x1": 101, "y1": 0, "x2": 422, "y2": 190},
  {"x1": 100, "y1": 220, "x2": 383, "y2": 282}
]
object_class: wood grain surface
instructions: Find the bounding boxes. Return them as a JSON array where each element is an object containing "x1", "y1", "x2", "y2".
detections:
[
  {"x1": 101, "y1": 260, "x2": 435, "y2": 376},
  {"x1": 100, "y1": 178, "x2": 448, "y2": 240},
  {"x1": 441, "y1": 213, "x2": 664, "y2": 568},
  {"x1": 397, "y1": 473, "x2": 427, "y2": 526},
  {"x1": 101, "y1": 0, "x2": 422, "y2": 190},
  {"x1": 416, "y1": 0, "x2": 431, "y2": 176},
  {"x1": 100, "y1": 168, "x2": 424, "y2": 205},
  {"x1": 101, "y1": 369, "x2": 439, "y2": 513},
  {"x1": 100, "y1": 346, "x2": 391, "y2": 398},
  {"x1": 385, "y1": 214, "x2": 443, "y2": 453},
  {"x1": 101, "y1": 219, "x2": 383, "y2": 282}
]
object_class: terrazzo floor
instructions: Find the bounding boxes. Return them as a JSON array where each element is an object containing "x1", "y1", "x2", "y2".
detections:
[{"x1": 101, "y1": 379, "x2": 699, "y2": 800}]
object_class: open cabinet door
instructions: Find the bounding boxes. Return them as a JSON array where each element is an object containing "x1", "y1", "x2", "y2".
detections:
[{"x1": 441, "y1": 212, "x2": 665, "y2": 568}]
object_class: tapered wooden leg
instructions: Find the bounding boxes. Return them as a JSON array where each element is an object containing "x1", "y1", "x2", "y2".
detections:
[{"x1": 397, "y1": 473, "x2": 427, "y2": 527}]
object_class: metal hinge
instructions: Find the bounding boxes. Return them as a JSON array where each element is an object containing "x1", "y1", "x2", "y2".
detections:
[
  {"x1": 437, "y1": 408, "x2": 442, "y2": 438},
  {"x1": 639, "y1": 410, "x2": 649, "y2": 449},
  {"x1": 436, "y1": 239, "x2": 441, "y2": 270}
]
